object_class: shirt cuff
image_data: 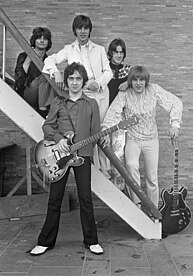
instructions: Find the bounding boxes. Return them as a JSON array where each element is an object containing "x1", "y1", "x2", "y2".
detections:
[
  {"x1": 171, "y1": 121, "x2": 181, "y2": 128},
  {"x1": 42, "y1": 67, "x2": 59, "y2": 78},
  {"x1": 94, "y1": 80, "x2": 102, "y2": 92}
]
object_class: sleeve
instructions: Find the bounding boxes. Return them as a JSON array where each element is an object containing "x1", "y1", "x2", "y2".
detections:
[
  {"x1": 14, "y1": 52, "x2": 27, "y2": 96},
  {"x1": 95, "y1": 47, "x2": 113, "y2": 91},
  {"x1": 155, "y1": 84, "x2": 183, "y2": 128},
  {"x1": 42, "y1": 97, "x2": 64, "y2": 143},
  {"x1": 101, "y1": 91, "x2": 126, "y2": 129},
  {"x1": 42, "y1": 46, "x2": 68, "y2": 77},
  {"x1": 90, "y1": 99, "x2": 100, "y2": 145}
]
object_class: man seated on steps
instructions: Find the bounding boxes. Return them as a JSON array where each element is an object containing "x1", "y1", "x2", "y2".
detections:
[{"x1": 14, "y1": 27, "x2": 53, "y2": 118}]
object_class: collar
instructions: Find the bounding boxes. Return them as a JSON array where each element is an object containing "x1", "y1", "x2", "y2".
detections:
[
  {"x1": 62, "y1": 90, "x2": 92, "y2": 102},
  {"x1": 72, "y1": 39, "x2": 96, "y2": 51},
  {"x1": 110, "y1": 62, "x2": 123, "y2": 70}
]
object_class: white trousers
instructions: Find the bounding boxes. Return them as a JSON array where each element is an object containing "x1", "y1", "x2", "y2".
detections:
[
  {"x1": 125, "y1": 139, "x2": 159, "y2": 207},
  {"x1": 84, "y1": 88, "x2": 111, "y2": 173}
]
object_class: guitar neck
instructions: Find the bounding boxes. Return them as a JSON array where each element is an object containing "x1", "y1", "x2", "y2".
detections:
[
  {"x1": 70, "y1": 124, "x2": 119, "y2": 153},
  {"x1": 173, "y1": 147, "x2": 179, "y2": 208}
]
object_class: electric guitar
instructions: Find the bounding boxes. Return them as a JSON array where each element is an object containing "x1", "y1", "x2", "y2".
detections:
[
  {"x1": 34, "y1": 115, "x2": 139, "y2": 183},
  {"x1": 159, "y1": 141, "x2": 191, "y2": 235}
]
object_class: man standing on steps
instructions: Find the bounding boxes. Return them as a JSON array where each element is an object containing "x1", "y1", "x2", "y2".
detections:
[{"x1": 29, "y1": 62, "x2": 103, "y2": 256}]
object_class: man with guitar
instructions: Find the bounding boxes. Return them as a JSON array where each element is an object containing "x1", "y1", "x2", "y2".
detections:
[
  {"x1": 102, "y1": 65, "x2": 183, "y2": 210},
  {"x1": 29, "y1": 62, "x2": 103, "y2": 256}
]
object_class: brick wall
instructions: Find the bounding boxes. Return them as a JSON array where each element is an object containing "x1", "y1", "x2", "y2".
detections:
[{"x1": 0, "y1": 0, "x2": 193, "y2": 208}]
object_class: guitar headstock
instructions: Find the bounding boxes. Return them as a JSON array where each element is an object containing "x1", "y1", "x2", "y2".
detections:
[{"x1": 118, "y1": 115, "x2": 139, "y2": 130}]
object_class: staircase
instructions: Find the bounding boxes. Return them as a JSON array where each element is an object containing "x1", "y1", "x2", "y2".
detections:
[
  {"x1": 0, "y1": 78, "x2": 161, "y2": 239},
  {"x1": 0, "y1": 6, "x2": 162, "y2": 239}
]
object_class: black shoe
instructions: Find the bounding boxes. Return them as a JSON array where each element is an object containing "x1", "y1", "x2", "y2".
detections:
[{"x1": 162, "y1": 233, "x2": 168, "y2": 239}]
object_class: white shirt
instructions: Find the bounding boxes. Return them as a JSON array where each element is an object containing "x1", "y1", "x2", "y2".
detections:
[{"x1": 79, "y1": 43, "x2": 94, "y2": 79}]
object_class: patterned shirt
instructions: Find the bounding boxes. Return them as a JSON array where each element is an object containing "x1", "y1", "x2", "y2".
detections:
[
  {"x1": 102, "y1": 83, "x2": 183, "y2": 141},
  {"x1": 108, "y1": 63, "x2": 131, "y2": 105}
]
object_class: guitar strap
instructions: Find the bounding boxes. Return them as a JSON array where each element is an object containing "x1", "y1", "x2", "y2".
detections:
[{"x1": 68, "y1": 114, "x2": 76, "y2": 133}]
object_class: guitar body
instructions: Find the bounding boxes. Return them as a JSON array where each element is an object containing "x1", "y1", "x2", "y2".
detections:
[
  {"x1": 159, "y1": 186, "x2": 191, "y2": 235},
  {"x1": 34, "y1": 138, "x2": 84, "y2": 182},
  {"x1": 34, "y1": 115, "x2": 139, "y2": 183}
]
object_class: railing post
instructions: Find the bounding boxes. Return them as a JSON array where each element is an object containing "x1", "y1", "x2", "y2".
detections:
[
  {"x1": 26, "y1": 135, "x2": 32, "y2": 195},
  {"x1": 2, "y1": 24, "x2": 6, "y2": 81}
]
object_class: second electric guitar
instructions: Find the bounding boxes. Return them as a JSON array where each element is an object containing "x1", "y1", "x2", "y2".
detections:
[
  {"x1": 159, "y1": 141, "x2": 191, "y2": 235},
  {"x1": 34, "y1": 115, "x2": 139, "y2": 183}
]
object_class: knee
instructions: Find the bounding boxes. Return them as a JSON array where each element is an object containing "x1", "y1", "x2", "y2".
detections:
[
  {"x1": 126, "y1": 159, "x2": 139, "y2": 171},
  {"x1": 48, "y1": 194, "x2": 63, "y2": 211},
  {"x1": 79, "y1": 192, "x2": 93, "y2": 207}
]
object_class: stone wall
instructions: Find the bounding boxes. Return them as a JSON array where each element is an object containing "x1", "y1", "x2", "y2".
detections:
[{"x1": 0, "y1": 0, "x2": 193, "y2": 207}]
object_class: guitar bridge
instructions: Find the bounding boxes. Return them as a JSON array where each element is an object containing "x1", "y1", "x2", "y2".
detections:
[{"x1": 36, "y1": 158, "x2": 49, "y2": 168}]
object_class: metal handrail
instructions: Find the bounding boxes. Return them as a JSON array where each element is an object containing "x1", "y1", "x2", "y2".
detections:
[{"x1": 2, "y1": 25, "x2": 6, "y2": 80}]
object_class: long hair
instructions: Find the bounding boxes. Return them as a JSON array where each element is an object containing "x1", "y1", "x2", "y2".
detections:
[
  {"x1": 128, "y1": 65, "x2": 150, "y2": 88},
  {"x1": 72, "y1": 15, "x2": 92, "y2": 37},
  {"x1": 64, "y1": 62, "x2": 88, "y2": 88},
  {"x1": 107, "y1": 38, "x2": 126, "y2": 60},
  {"x1": 30, "y1": 27, "x2": 52, "y2": 51}
]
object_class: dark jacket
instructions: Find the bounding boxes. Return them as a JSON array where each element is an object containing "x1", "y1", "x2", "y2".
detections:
[{"x1": 14, "y1": 52, "x2": 47, "y2": 97}]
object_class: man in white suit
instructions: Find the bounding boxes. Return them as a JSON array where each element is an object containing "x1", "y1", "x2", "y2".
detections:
[
  {"x1": 42, "y1": 14, "x2": 112, "y2": 122},
  {"x1": 42, "y1": 14, "x2": 112, "y2": 173}
]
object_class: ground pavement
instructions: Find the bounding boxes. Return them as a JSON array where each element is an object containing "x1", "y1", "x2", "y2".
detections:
[{"x1": 0, "y1": 208, "x2": 193, "y2": 276}]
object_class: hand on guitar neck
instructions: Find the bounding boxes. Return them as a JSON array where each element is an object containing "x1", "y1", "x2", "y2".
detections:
[
  {"x1": 57, "y1": 138, "x2": 71, "y2": 155},
  {"x1": 169, "y1": 126, "x2": 179, "y2": 148}
]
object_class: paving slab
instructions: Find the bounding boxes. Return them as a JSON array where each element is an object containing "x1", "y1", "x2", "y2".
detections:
[
  {"x1": 0, "y1": 208, "x2": 192, "y2": 276},
  {"x1": 144, "y1": 241, "x2": 180, "y2": 276},
  {"x1": 27, "y1": 266, "x2": 83, "y2": 276}
]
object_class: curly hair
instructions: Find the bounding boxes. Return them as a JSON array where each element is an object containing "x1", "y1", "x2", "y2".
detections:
[
  {"x1": 107, "y1": 38, "x2": 126, "y2": 61},
  {"x1": 64, "y1": 62, "x2": 88, "y2": 88},
  {"x1": 30, "y1": 27, "x2": 52, "y2": 51},
  {"x1": 72, "y1": 15, "x2": 92, "y2": 38},
  {"x1": 128, "y1": 65, "x2": 150, "y2": 88}
]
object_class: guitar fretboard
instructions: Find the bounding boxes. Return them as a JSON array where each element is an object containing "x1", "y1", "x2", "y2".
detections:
[
  {"x1": 70, "y1": 124, "x2": 119, "y2": 153},
  {"x1": 173, "y1": 148, "x2": 179, "y2": 194},
  {"x1": 172, "y1": 147, "x2": 179, "y2": 210}
]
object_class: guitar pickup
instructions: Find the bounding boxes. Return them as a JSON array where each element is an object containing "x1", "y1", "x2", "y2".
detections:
[{"x1": 52, "y1": 149, "x2": 61, "y2": 161}]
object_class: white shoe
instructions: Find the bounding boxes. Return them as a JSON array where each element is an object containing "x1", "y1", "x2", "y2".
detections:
[
  {"x1": 30, "y1": 245, "x2": 49, "y2": 256},
  {"x1": 86, "y1": 244, "x2": 103, "y2": 255}
]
